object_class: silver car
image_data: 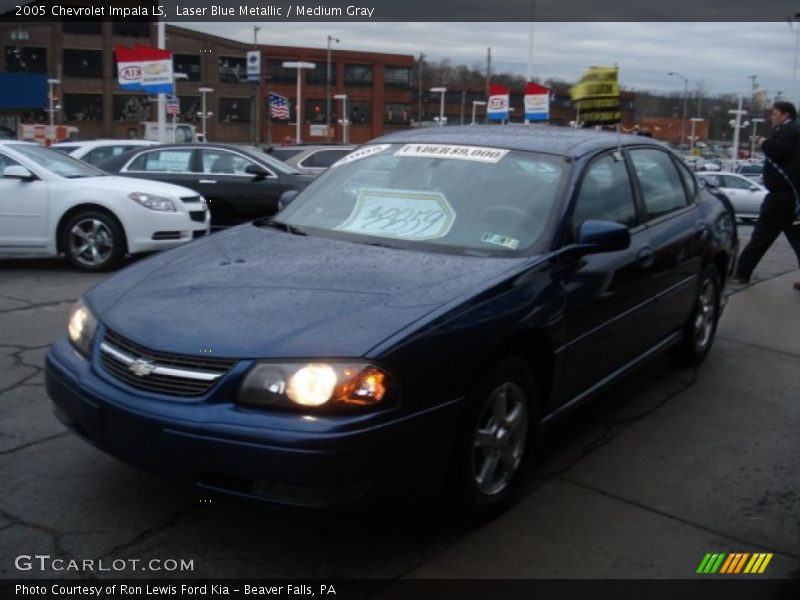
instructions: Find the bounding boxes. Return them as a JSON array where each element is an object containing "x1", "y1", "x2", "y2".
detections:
[
  {"x1": 697, "y1": 171, "x2": 766, "y2": 222},
  {"x1": 267, "y1": 144, "x2": 357, "y2": 176}
]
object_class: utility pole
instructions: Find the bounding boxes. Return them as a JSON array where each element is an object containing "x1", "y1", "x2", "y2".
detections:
[
  {"x1": 748, "y1": 74, "x2": 758, "y2": 110},
  {"x1": 486, "y1": 47, "x2": 492, "y2": 97},
  {"x1": 417, "y1": 52, "x2": 425, "y2": 124}
]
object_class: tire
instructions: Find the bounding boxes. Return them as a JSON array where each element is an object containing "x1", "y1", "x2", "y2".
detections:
[
  {"x1": 61, "y1": 210, "x2": 125, "y2": 272},
  {"x1": 447, "y1": 357, "x2": 538, "y2": 521},
  {"x1": 669, "y1": 264, "x2": 721, "y2": 365}
]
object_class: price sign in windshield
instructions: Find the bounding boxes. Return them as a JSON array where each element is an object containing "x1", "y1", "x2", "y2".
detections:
[{"x1": 335, "y1": 189, "x2": 455, "y2": 241}]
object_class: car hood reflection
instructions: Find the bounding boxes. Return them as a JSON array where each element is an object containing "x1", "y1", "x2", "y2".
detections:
[{"x1": 88, "y1": 225, "x2": 529, "y2": 358}]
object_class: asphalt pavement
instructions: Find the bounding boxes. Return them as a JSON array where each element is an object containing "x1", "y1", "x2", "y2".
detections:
[{"x1": 0, "y1": 224, "x2": 798, "y2": 593}]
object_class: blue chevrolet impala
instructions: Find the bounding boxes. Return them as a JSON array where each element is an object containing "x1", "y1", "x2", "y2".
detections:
[{"x1": 46, "y1": 126, "x2": 737, "y2": 518}]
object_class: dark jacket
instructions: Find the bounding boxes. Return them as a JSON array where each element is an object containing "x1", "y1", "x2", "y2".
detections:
[{"x1": 762, "y1": 118, "x2": 800, "y2": 193}]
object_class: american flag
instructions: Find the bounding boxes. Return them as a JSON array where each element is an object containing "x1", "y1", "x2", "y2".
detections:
[
  {"x1": 165, "y1": 95, "x2": 180, "y2": 116},
  {"x1": 269, "y1": 92, "x2": 290, "y2": 120}
]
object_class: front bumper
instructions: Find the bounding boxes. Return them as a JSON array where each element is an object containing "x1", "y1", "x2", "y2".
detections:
[{"x1": 45, "y1": 337, "x2": 459, "y2": 507}]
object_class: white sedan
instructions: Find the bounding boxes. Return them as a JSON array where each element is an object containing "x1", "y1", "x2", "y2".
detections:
[
  {"x1": 51, "y1": 139, "x2": 157, "y2": 166},
  {"x1": 0, "y1": 141, "x2": 209, "y2": 271},
  {"x1": 696, "y1": 171, "x2": 766, "y2": 222}
]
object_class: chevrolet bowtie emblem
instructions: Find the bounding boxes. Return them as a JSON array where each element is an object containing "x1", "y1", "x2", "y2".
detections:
[{"x1": 129, "y1": 358, "x2": 156, "y2": 377}]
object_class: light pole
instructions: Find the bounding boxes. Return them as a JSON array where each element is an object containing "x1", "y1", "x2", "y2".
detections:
[
  {"x1": 668, "y1": 71, "x2": 689, "y2": 148},
  {"x1": 430, "y1": 86, "x2": 446, "y2": 126},
  {"x1": 471, "y1": 100, "x2": 486, "y2": 125},
  {"x1": 47, "y1": 78, "x2": 60, "y2": 127},
  {"x1": 689, "y1": 117, "x2": 704, "y2": 153},
  {"x1": 417, "y1": 52, "x2": 425, "y2": 123},
  {"x1": 198, "y1": 87, "x2": 214, "y2": 142},
  {"x1": 788, "y1": 14, "x2": 800, "y2": 101},
  {"x1": 326, "y1": 35, "x2": 340, "y2": 141},
  {"x1": 253, "y1": 26, "x2": 261, "y2": 146},
  {"x1": 334, "y1": 93, "x2": 348, "y2": 143},
  {"x1": 729, "y1": 95, "x2": 747, "y2": 162},
  {"x1": 283, "y1": 61, "x2": 315, "y2": 143},
  {"x1": 750, "y1": 117, "x2": 765, "y2": 157}
]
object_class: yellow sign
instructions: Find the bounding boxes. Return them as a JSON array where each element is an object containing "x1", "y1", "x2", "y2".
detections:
[{"x1": 570, "y1": 67, "x2": 619, "y2": 102}]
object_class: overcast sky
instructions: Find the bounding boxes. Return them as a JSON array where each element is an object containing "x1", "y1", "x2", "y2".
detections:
[{"x1": 180, "y1": 21, "x2": 800, "y2": 101}]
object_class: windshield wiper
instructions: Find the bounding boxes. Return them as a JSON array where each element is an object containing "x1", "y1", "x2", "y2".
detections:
[{"x1": 256, "y1": 219, "x2": 307, "y2": 236}]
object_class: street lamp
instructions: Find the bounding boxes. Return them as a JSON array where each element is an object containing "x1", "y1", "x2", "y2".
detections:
[
  {"x1": 430, "y1": 86, "x2": 446, "y2": 127},
  {"x1": 326, "y1": 35, "x2": 340, "y2": 141},
  {"x1": 198, "y1": 87, "x2": 214, "y2": 142},
  {"x1": 689, "y1": 117, "x2": 704, "y2": 153},
  {"x1": 471, "y1": 100, "x2": 486, "y2": 125},
  {"x1": 334, "y1": 93, "x2": 348, "y2": 143},
  {"x1": 728, "y1": 95, "x2": 747, "y2": 162},
  {"x1": 668, "y1": 71, "x2": 689, "y2": 148},
  {"x1": 750, "y1": 117, "x2": 765, "y2": 157},
  {"x1": 47, "y1": 78, "x2": 60, "y2": 128},
  {"x1": 283, "y1": 61, "x2": 315, "y2": 143}
]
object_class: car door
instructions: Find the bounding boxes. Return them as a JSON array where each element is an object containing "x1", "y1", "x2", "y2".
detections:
[
  {"x1": 122, "y1": 147, "x2": 199, "y2": 190},
  {"x1": 555, "y1": 151, "x2": 656, "y2": 402},
  {"x1": 628, "y1": 148, "x2": 705, "y2": 347},
  {"x1": 196, "y1": 148, "x2": 282, "y2": 225},
  {"x1": 0, "y1": 151, "x2": 49, "y2": 248}
]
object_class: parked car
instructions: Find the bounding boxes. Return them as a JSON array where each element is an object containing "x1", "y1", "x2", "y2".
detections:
[
  {"x1": 46, "y1": 126, "x2": 737, "y2": 517},
  {"x1": 267, "y1": 144, "x2": 358, "y2": 176},
  {"x1": 697, "y1": 171, "x2": 766, "y2": 222},
  {"x1": 735, "y1": 162, "x2": 764, "y2": 185},
  {"x1": 0, "y1": 141, "x2": 209, "y2": 271},
  {"x1": 97, "y1": 143, "x2": 314, "y2": 226},
  {"x1": 52, "y1": 139, "x2": 157, "y2": 166}
]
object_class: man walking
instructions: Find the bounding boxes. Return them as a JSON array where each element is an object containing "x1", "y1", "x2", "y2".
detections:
[{"x1": 734, "y1": 101, "x2": 800, "y2": 289}]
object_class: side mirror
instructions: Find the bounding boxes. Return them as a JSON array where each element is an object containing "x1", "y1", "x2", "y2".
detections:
[
  {"x1": 3, "y1": 165, "x2": 35, "y2": 181},
  {"x1": 576, "y1": 220, "x2": 631, "y2": 253},
  {"x1": 245, "y1": 164, "x2": 270, "y2": 181},
  {"x1": 278, "y1": 189, "x2": 300, "y2": 211}
]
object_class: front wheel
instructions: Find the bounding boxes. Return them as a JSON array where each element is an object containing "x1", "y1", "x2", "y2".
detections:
[
  {"x1": 61, "y1": 211, "x2": 125, "y2": 272},
  {"x1": 447, "y1": 357, "x2": 538, "y2": 521},
  {"x1": 669, "y1": 264, "x2": 720, "y2": 365}
]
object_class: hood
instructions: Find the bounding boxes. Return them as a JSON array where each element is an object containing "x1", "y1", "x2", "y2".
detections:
[
  {"x1": 71, "y1": 175, "x2": 201, "y2": 198},
  {"x1": 87, "y1": 226, "x2": 528, "y2": 358}
]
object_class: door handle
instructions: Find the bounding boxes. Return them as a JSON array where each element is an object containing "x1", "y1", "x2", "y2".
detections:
[
  {"x1": 199, "y1": 179, "x2": 217, "y2": 184},
  {"x1": 695, "y1": 222, "x2": 709, "y2": 239},
  {"x1": 636, "y1": 246, "x2": 655, "y2": 268}
]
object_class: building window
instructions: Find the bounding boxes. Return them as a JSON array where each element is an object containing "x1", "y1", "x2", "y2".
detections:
[
  {"x1": 62, "y1": 20, "x2": 102, "y2": 35},
  {"x1": 267, "y1": 60, "x2": 296, "y2": 84},
  {"x1": 112, "y1": 21, "x2": 151, "y2": 37},
  {"x1": 218, "y1": 56, "x2": 247, "y2": 83},
  {"x1": 305, "y1": 99, "x2": 328, "y2": 124},
  {"x1": 63, "y1": 94, "x2": 103, "y2": 122},
  {"x1": 344, "y1": 64, "x2": 373, "y2": 86},
  {"x1": 63, "y1": 49, "x2": 102, "y2": 78},
  {"x1": 113, "y1": 94, "x2": 151, "y2": 122},
  {"x1": 384, "y1": 103, "x2": 411, "y2": 125},
  {"x1": 173, "y1": 54, "x2": 201, "y2": 82},
  {"x1": 384, "y1": 66, "x2": 411, "y2": 88},
  {"x1": 307, "y1": 63, "x2": 335, "y2": 86},
  {"x1": 348, "y1": 101, "x2": 371, "y2": 125},
  {"x1": 218, "y1": 97, "x2": 251, "y2": 123},
  {"x1": 5, "y1": 46, "x2": 47, "y2": 74},
  {"x1": 178, "y1": 95, "x2": 200, "y2": 123}
]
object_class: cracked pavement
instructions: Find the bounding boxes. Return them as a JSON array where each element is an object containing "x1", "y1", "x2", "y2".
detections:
[{"x1": 0, "y1": 230, "x2": 799, "y2": 587}]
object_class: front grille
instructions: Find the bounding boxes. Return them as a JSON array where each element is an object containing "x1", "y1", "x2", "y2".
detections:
[
  {"x1": 100, "y1": 329, "x2": 236, "y2": 397},
  {"x1": 189, "y1": 210, "x2": 206, "y2": 222},
  {"x1": 181, "y1": 196, "x2": 202, "y2": 203}
]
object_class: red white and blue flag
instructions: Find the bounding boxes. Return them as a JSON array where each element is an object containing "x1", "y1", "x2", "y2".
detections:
[
  {"x1": 524, "y1": 82, "x2": 550, "y2": 121},
  {"x1": 487, "y1": 83, "x2": 510, "y2": 121},
  {"x1": 269, "y1": 92, "x2": 290, "y2": 120},
  {"x1": 165, "y1": 95, "x2": 180, "y2": 116},
  {"x1": 116, "y1": 44, "x2": 174, "y2": 95}
]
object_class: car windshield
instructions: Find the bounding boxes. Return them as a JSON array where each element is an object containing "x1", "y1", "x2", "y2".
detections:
[
  {"x1": 275, "y1": 143, "x2": 568, "y2": 255},
  {"x1": 10, "y1": 143, "x2": 106, "y2": 178}
]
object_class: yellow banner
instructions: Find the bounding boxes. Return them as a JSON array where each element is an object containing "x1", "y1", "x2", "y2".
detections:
[{"x1": 570, "y1": 67, "x2": 619, "y2": 102}]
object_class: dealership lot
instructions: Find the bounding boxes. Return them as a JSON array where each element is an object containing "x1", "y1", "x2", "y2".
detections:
[{"x1": 0, "y1": 225, "x2": 798, "y2": 583}]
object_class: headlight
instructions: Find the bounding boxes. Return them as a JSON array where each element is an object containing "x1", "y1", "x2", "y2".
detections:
[
  {"x1": 129, "y1": 191, "x2": 176, "y2": 212},
  {"x1": 237, "y1": 362, "x2": 393, "y2": 412},
  {"x1": 67, "y1": 299, "x2": 98, "y2": 358}
]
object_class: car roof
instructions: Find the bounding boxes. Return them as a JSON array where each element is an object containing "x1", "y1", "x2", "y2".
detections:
[
  {"x1": 372, "y1": 124, "x2": 667, "y2": 158},
  {"x1": 52, "y1": 139, "x2": 156, "y2": 147}
]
